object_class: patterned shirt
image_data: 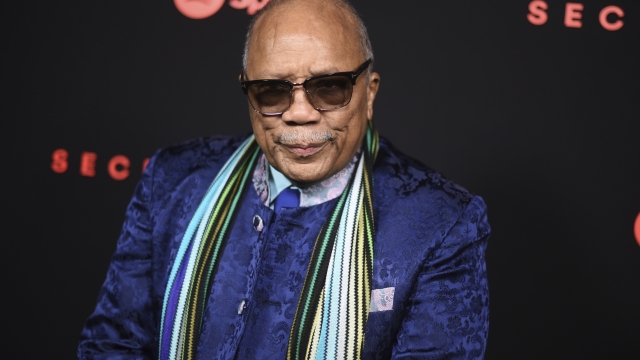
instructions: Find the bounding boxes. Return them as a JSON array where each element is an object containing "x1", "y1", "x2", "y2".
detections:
[{"x1": 252, "y1": 151, "x2": 360, "y2": 208}]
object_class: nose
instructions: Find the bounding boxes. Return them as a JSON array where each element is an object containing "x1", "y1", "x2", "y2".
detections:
[{"x1": 281, "y1": 86, "x2": 321, "y2": 124}]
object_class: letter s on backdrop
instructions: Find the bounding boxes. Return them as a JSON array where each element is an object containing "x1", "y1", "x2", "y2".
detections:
[
  {"x1": 527, "y1": 1, "x2": 549, "y2": 25},
  {"x1": 51, "y1": 149, "x2": 69, "y2": 174}
]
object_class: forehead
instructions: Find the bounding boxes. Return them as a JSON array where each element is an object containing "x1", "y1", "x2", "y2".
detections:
[{"x1": 247, "y1": 3, "x2": 363, "y2": 78}]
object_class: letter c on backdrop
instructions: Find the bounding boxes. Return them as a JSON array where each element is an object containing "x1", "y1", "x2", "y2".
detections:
[
  {"x1": 108, "y1": 155, "x2": 130, "y2": 181},
  {"x1": 174, "y1": 0, "x2": 225, "y2": 19},
  {"x1": 599, "y1": 6, "x2": 624, "y2": 31}
]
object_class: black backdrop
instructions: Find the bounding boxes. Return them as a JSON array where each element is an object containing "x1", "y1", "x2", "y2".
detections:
[{"x1": 4, "y1": 1, "x2": 640, "y2": 359}]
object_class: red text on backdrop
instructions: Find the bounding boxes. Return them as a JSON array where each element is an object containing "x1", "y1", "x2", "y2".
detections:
[
  {"x1": 527, "y1": 1, "x2": 625, "y2": 31},
  {"x1": 51, "y1": 149, "x2": 149, "y2": 181}
]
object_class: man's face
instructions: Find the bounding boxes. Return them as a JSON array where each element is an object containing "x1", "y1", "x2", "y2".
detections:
[{"x1": 245, "y1": 4, "x2": 380, "y2": 186}]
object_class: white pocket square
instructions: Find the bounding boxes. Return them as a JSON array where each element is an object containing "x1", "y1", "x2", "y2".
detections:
[{"x1": 370, "y1": 287, "x2": 395, "y2": 312}]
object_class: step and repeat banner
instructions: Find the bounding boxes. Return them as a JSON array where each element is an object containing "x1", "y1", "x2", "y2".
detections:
[{"x1": 4, "y1": 1, "x2": 639, "y2": 358}]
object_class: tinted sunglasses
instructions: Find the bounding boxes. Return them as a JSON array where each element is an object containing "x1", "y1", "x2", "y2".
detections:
[{"x1": 240, "y1": 59, "x2": 372, "y2": 116}]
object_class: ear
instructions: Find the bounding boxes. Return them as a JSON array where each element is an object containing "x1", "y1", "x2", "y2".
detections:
[{"x1": 365, "y1": 72, "x2": 381, "y2": 121}]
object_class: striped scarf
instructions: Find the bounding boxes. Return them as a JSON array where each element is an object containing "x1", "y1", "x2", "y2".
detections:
[{"x1": 159, "y1": 123, "x2": 379, "y2": 360}]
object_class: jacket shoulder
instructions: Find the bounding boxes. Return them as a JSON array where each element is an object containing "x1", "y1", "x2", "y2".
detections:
[
  {"x1": 374, "y1": 137, "x2": 476, "y2": 209},
  {"x1": 372, "y1": 137, "x2": 490, "y2": 271},
  {"x1": 154, "y1": 135, "x2": 248, "y2": 170},
  {"x1": 145, "y1": 134, "x2": 249, "y2": 196}
]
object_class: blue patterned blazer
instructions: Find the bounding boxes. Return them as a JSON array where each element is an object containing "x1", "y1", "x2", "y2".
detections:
[{"x1": 78, "y1": 135, "x2": 490, "y2": 360}]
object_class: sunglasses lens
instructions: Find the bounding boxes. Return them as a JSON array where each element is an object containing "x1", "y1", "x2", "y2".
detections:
[
  {"x1": 247, "y1": 81, "x2": 292, "y2": 115},
  {"x1": 244, "y1": 75, "x2": 354, "y2": 115},
  {"x1": 306, "y1": 76, "x2": 353, "y2": 110}
]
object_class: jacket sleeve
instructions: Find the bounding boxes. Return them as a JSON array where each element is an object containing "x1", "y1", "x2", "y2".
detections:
[
  {"x1": 78, "y1": 154, "x2": 159, "y2": 360},
  {"x1": 391, "y1": 196, "x2": 490, "y2": 360}
]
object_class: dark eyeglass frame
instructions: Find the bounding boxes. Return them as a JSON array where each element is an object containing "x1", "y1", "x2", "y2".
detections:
[{"x1": 240, "y1": 59, "x2": 372, "y2": 116}]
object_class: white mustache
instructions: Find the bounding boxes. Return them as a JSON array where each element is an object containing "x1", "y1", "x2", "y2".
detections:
[{"x1": 276, "y1": 130, "x2": 334, "y2": 144}]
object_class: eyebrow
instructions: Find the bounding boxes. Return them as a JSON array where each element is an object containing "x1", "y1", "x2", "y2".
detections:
[{"x1": 258, "y1": 66, "x2": 342, "y2": 81}]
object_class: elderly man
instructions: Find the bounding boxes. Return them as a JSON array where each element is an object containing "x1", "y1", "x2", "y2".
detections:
[{"x1": 79, "y1": 0, "x2": 490, "y2": 359}]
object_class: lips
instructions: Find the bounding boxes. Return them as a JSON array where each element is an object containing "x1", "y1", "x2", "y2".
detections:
[{"x1": 283, "y1": 142, "x2": 327, "y2": 157}]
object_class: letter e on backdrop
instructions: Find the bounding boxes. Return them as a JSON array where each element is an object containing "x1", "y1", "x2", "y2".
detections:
[
  {"x1": 565, "y1": 3, "x2": 584, "y2": 28},
  {"x1": 80, "y1": 152, "x2": 97, "y2": 177}
]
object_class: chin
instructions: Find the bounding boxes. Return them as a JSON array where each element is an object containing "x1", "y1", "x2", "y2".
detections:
[
  {"x1": 289, "y1": 172, "x2": 326, "y2": 186},
  {"x1": 282, "y1": 164, "x2": 329, "y2": 186}
]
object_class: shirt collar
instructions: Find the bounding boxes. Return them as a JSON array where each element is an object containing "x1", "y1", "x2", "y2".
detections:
[
  {"x1": 252, "y1": 150, "x2": 360, "y2": 208},
  {"x1": 268, "y1": 165, "x2": 294, "y2": 205}
]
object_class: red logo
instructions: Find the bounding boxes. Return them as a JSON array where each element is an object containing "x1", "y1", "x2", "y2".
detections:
[
  {"x1": 174, "y1": 0, "x2": 226, "y2": 20},
  {"x1": 174, "y1": 0, "x2": 269, "y2": 19},
  {"x1": 635, "y1": 212, "x2": 640, "y2": 247},
  {"x1": 527, "y1": 1, "x2": 625, "y2": 31},
  {"x1": 229, "y1": 0, "x2": 269, "y2": 15}
]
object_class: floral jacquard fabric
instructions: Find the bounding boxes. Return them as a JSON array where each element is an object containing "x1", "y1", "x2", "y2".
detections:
[{"x1": 78, "y1": 135, "x2": 490, "y2": 360}]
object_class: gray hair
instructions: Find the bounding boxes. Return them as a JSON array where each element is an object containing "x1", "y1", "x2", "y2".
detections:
[{"x1": 241, "y1": 0, "x2": 374, "y2": 77}]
